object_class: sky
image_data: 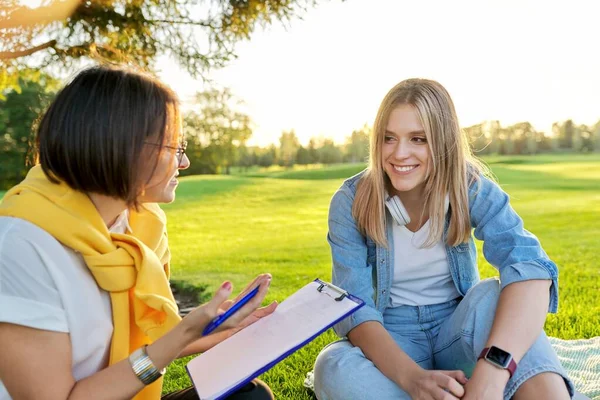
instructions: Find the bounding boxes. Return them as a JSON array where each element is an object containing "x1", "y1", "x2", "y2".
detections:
[
  {"x1": 21, "y1": 0, "x2": 600, "y2": 147},
  {"x1": 157, "y1": 0, "x2": 600, "y2": 147}
]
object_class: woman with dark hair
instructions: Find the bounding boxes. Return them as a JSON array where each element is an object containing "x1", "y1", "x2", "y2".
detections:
[{"x1": 0, "y1": 66, "x2": 276, "y2": 400}]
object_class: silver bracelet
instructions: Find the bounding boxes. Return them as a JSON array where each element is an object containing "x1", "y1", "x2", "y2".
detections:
[{"x1": 128, "y1": 345, "x2": 165, "y2": 385}]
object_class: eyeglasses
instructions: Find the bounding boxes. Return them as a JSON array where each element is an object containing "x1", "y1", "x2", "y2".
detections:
[{"x1": 144, "y1": 140, "x2": 188, "y2": 167}]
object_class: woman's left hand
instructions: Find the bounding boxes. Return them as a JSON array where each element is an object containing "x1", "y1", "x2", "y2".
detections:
[
  {"x1": 215, "y1": 273, "x2": 278, "y2": 336},
  {"x1": 183, "y1": 303, "x2": 276, "y2": 355},
  {"x1": 462, "y1": 360, "x2": 508, "y2": 400},
  {"x1": 218, "y1": 298, "x2": 278, "y2": 337},
  {"x1": 178, "y1": 275, "x2": 278, "y2": 356}
]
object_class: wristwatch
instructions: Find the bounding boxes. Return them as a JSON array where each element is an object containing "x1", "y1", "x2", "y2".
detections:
[{"x1": 477, "y1": 346, "x2": 517, "y2": 378}]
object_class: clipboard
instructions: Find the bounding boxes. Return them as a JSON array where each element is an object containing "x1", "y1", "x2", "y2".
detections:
[{"x1": 185, "y1": 279, "x2": 364, "y2": 400}]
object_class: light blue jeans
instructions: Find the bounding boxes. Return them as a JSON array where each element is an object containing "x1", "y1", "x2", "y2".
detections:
[{"x1": 313, "y1": 279, "x2": 574, "y2": 400}]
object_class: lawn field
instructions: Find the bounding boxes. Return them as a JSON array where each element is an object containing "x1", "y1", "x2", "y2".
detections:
[{"x1": 161, "y1": 154, "x2": 600, "y2": 398}]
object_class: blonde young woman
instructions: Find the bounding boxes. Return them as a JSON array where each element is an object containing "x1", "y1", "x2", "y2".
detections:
[
  {"x1": 0, "y1": 66, "x2": 276, "y2": 400},
  {"x1": 313, "y1": 79, "x2": 574, "y2": 400}
]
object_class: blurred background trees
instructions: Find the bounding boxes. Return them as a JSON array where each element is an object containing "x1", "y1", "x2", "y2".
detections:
[
  {"x1": 1, "y1": 70, "x2": 599, "y2": 189},
  {"x1": 0, "y1": 75, "x2": 58, "y2": 188},
  {"x1": 1, "y1": 0, "x2": 599, "y2": 189},
  {"x1": 183, "y1": 87, "x2": 252, "y2": 175},
  {"x1": 0, "y1": 0, "x2": 322, "y2": 187}
]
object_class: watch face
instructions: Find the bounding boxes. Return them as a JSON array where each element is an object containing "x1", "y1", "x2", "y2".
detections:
[{"x1": 486, "y1": 346, "x2": 512, "y2": 368}]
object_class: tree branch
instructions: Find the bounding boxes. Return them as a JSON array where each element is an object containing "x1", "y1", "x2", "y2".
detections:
[
  {"x1": 0, "y1": 40, "x2": 56, "y2": 60},
  {"x1": 146, "y1": 19, "x2": 216, "y2": 28}
]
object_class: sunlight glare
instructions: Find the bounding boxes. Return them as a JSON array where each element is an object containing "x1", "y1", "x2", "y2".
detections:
[{"x1": 18, "y1": 0, "x2": 43, "y2": 8}]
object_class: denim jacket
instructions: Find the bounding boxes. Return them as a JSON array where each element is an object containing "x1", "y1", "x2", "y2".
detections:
[{"x1": 329, "y1": 171, "x2": 559, "y2": 338}]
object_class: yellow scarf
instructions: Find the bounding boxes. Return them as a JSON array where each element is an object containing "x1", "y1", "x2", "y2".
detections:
[{"x1": 0, "y1": 166, "x2": 181, "y2": 399}]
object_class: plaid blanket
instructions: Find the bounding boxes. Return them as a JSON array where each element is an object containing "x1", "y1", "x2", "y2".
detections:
[{"x1": 549, "y1": 337, "x2": 600, "y2": 400}]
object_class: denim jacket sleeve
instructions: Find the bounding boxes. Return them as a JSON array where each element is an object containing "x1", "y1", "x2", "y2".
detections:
[
  {"x1": 469, "y1": 175, "x2": 559, "y2": 313},
  {"x1": 328, "y1": 185, "x2": 384, "y2": 338}
]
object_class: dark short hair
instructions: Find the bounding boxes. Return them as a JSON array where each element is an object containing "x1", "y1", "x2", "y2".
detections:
[{"x1": 36, "y1": 65, "x2": 180, "y2": 206}]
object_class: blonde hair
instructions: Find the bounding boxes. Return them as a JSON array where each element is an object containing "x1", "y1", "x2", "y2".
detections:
[{"x1": 353, "y1": 78, "x2": 488, "y2": 248}]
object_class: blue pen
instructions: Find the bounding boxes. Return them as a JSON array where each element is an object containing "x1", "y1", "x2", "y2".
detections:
[{"x1": 202, "y1": 285, "x2": 261, "y2": 336}]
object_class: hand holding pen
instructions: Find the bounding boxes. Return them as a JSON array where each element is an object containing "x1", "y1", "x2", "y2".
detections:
[{"x1": 179, "y1": 273, "x2": 278, "y2": 341}]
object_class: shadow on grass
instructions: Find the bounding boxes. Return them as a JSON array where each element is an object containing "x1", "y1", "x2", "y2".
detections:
[{"x1": 170, "y1": 280, "x2": 210, "y2": 315}]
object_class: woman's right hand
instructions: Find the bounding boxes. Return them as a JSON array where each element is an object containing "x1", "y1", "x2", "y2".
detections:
[
  {"x1": 178, "y1": 273, "x2": 273, "y2": 342},
  {"x1": 405, "y1": 368, "x2": 468, "y2": 400}
]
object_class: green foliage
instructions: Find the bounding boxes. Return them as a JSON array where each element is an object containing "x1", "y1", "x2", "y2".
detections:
[
  {"x1": 279, "y1": 129, "x2": 300, "y2": 167},
  {"x1": 258, "y1": 145, "x2": 278, "y2": 167},
  {"x1": 465, "y1": 118, "x2": 600, "y2": 156},
  {"x1": 316, "y1": 138, "x2": 342, "y2": 164},
  {"x1": 307, "y1": 138, "x2": 319, "y2": 164},
  {"x1": 1, "y1": 0, "x2": 319, "y2": 92},
  {"x1": 465, "y1": 120, "x2": 555, "y2": 156},
  {"x1": 295, "y1": 145, "x2": 311, "y2": 165},
  {"x1": 344, "y1": 123, "x2": 369, "y2": 163},
  {"x1": 183, "y1": 87, "x2": 252, "y2": 175},
  {"x1": 162, "y1": 154, "x2": 600, "y2": 399},
  {"x1": 230, "y1": 117, "x2": 599, "y2": 173},
  {"x1": 0, "y1": 78, "x2": 57, "y2": 189}
]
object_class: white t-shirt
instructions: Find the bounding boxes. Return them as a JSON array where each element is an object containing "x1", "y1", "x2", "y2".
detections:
[
  {"x1": 0, "y1": 212, "x2": 130, "y2": 399},
  {"x1": 389, "y1": 220, "x2": 461, "y2": 307}
]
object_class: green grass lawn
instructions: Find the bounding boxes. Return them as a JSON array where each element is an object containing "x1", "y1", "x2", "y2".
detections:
[
  {"x1": 231, "y1": 163, "x2": 368, "y2": 180},
  {"x1": 161, "y1": 153, "x2": 600, "y2": 398}
]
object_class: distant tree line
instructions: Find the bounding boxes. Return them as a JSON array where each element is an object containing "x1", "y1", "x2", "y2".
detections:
[
  {"x1": 465, "y1": 120, "x2": 600, "y2": 156},
  {"x1": 228, "y1": 126, "x2": 371, "y2": 175},
  {"x1": 222, "y1": 119, "x2": 600, "y2": 174},
  {"x1": 1, "y1": 80, "x2": 599, "y2": 189},
  {"x1": 178, "y1": 88, "x2": 371, "y2": 176}
]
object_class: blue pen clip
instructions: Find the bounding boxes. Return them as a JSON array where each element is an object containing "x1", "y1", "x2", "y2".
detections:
[{"x1": 202, "y1": 285, "x2": 261, "y2": 336}]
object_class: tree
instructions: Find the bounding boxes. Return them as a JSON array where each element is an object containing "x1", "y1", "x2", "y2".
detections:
[
  {"x1": 561, "y1": 120, "x2": 574, "y2": 149},
  {"x1": 507, "y1": 122, "x2": 537, "y2": 154},
  {"x1": 464, "y1": 123, "x2": 490, "y2": 155},
  {"x1": 572, "y1": 125, "x2": 583, "y2": 152},
  {"x1": 344, "y1": 124, "x2": 370, "y2": 163},
  {"x1": 483, "y1": 120, "x2": 501, "y2": 155},
  {"x1": 551, "y1": 122, "x2": 561, "y2": 151},
  {"x1": 257, "y1": 144, "x2": 277, "y2": 167},
  {"x1": 1, "y1": 0, "x2": 321, "y2": 92},
  {"x1": 184, "y1": 87, "x2": 252, "y2": 174},
  {"x1": 236, "y1": 145, "x2": 254, "y2": 172},
  {"x1": 279, "y1": 129, "x2": 299, "y2": 167},
  {"x1": 576, "y1": 124, "x2": 595, "y2": 153},
  {"x1": 307, "y1": 137, "x2": 319, "y2": 163},
  {"x1": 318, "y1": 138, "x2": 342, "y2": 164},
  {"x1": 594, "y1": 120, "x2": 600, "y2": 153},
  {"x1": 499, "y1": 126, "x2": 514, "y2": 155},
  {"x1": 296, "y1": 145, "x2": 310, "y2": 165},
  {"x1": 0, "y1": 77, "x2": 58, "y2": 189}
]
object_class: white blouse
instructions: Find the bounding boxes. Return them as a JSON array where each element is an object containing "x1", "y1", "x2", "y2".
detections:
[{"x1": 0, "y1": 211, "x2": 130, "y2": 399}]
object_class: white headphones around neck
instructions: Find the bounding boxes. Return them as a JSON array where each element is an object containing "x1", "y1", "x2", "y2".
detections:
[{"x1": 385, "y1": 195, "x2": 411, "y2": 226}]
